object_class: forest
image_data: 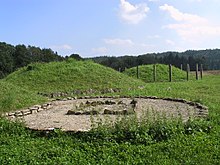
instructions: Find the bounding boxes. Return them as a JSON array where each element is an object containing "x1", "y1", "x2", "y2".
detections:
[
  {"x1": 1, "y1": 41, "x2": 220, "y2": 78},
  {"x1": 91, "y1": 49, "x2": 220, "y2": 72}
]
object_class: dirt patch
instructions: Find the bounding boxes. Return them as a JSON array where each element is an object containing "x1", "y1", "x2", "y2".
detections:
[
  {"x1": 203, "y1": 70, "x2": 220, "y2": 75},
  {"x1": 16, "y1": 97, "x2": 208, "y2": 132}
]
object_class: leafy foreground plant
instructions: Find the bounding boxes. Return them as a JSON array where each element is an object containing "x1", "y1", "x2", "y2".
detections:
[
  {"x1": 88, "y1": 112, "x2": 213, "y2": 144},
  {"x1": 0, "y1": 114, "x2": 217, "y2": 165}
]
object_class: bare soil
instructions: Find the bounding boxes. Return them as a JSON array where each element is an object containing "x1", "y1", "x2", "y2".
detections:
[{"x1": 203, "y1": 70, "x2": 220, "y2": 75}]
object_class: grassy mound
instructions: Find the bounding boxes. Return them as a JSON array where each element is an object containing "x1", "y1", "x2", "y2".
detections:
[
  {"x1": 4, "y1": 59, "x2": 145, "y2": 93},
  {"x1": 124, "y1": 64, "x2": 186, "y2": 82},
  {"x1": 0, "y1": 81, "x2": 46, "y2": 113}
]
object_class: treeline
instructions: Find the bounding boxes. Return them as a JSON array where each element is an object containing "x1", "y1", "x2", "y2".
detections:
[
  {"x1": 0, "y1": 42, "x2": 66, "y2": 78},
  {"x1": 91, "y1": 49, "x2": 220, "y2": 71},
  {"x1": 1, "y1": 41, "x2": 220, "y2": 78}
]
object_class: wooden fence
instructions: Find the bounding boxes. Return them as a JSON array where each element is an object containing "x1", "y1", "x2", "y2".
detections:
[{"x1": 124, "y1": 64, "x2": 203, "y2": 82}]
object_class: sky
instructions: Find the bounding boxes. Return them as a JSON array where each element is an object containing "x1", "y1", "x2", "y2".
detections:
[{"x1": 1, "y1": 0, "x2": 220, "y2": 57}]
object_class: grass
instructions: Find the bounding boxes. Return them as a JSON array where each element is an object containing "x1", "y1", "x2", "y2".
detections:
[
  {"x1": 124, "y1": 64, "x2": 187, "y2": 82},
  {"x1": 0, "y1": 81, "x2": 46, "y2": 113},
  {"x1": 0, "y1": 59, "x2": 220, "y2": 164},
  {"x1": 4, "y1": 58, "x2": 145, "y2": 93}
]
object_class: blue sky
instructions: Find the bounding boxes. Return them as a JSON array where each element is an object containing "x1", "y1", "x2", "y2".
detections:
[{"x1": 1, "y1": 0, "x2": 220, "y2": 57}]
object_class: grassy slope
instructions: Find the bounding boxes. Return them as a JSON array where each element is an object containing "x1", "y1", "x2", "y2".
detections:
[
  {"x1": 0, "y1": 81, "x2": 46, "y2": 113},
  {"x1": 0, "y1": 75, "x2": 219, "y2": 164},
  {"x1": 4, "y1": 59, "x2": 145, "y2": 93},
  {"x1": 124, "y1": 64, "x2": 187, "y2": 82}
]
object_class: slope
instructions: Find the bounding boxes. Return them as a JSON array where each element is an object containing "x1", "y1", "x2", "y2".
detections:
[
  {"x1": 0, "y1": 81, "x2": 46, "y2": 113},
  {"x1": 123, "y1": 64, "x2": 186, "y2": 82},
  {"x1": 4, "y1": 59, "x2": 145, "y2": 93}
]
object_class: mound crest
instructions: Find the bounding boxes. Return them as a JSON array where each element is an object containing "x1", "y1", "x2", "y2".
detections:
[{"x1": 4, "y1": 59, "x2": 144, "y2": 93}]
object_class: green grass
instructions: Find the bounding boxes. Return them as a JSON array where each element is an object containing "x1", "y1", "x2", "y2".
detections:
[
  {"x1": 4, "y1": 59, "x2": 145, "y2": 93},
  {"x1": 0, "y1": 60, "x2": 220, "y2": 164},
  {"x1": 0, "y1": 81, "x2": 46, "y2": 113},
  {"x1": 124, "y1": 64, "x2": 187, "y2": 82}
]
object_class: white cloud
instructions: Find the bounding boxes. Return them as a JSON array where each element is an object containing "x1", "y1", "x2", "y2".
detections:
[
  {"x1": 159, "y1": 4, "x2": 207, "y2": 24},
  {"x1": 147, "y1": 34, "x2": 161, "y2": 39},
  {"x1": 188, "y1": 0, "x2": 202, "y2": 2},
  {"x1": 50, "y1": 44, "x2": 73, "y2": 50},
  {"x1": 92, "y1": 47, "x2": 108, "y2": 54},
  {"x1": 104, "y1": 38, "x2": 134, "y2": 46},
  {"x1": 140, "y1": 43, "x2": 155, "y2": 48},
  {"x1": 119, "y1": 0, "x2": 150, "y2": 24},
  {"x1": 166, "y1": 39, "x2": 175, "y2": 46},
  {"x1": 160, "y1": 4, "x2": 220, "y2": 42}
]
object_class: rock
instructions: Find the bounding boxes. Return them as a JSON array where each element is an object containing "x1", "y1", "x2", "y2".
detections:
[
  {"x1": 37, "y1": 108, "x2": 44, "y2": 112},
  {"x1": 15, "y1": 111, "x2": 23, "y2": 117},
  {"x1": 74, "y1": 111, "x2": 82, "y2": 115},
  {"x1": 22, "y1": 109, "x2": 31, "y2": 116},
  {"x1": 103, "y1": 109, "x2": 114, "y2": 115},
  {"x1": 8, "y1": 112, "x2": 15, "y2": 116}
]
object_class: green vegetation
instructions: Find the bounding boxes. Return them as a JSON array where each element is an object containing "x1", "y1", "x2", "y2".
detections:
[
  {"x1": 1, "y1": 41, "x2": 220, "y2": 79},
  {"x1": 0, "y1": 42, "x2": 64, "y2": 78},
  {"x1": 4, "y1": 59, "x2": 145, "y2": 93},
  {"x1": 0, "y1": 81, "x2": 46, "y2": 113},
  {"x1": 123, "y1": 64, "x2": 186, "y2": 82},
  {"x1": 0, "y1": 58, "x2": 219, "y2": 164},
  {"x1": 92, "y1": 49, "x2": 220, "y2": 71}
]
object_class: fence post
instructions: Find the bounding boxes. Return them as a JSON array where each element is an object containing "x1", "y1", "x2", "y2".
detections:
[
  {"x1": 153, "y1": 64, "x2": 156, "y2": 82},
  {"x1": 180, "y1": 64, "x2": 183, "y2": 71},
  {"x1": 187, "y1": 64, "x2": 190, "y2": 81},
  {"x1": 200, "y1": 64, "x2": 203, "y2": 80},
  {"x1": 118, "y1": 68, "x2": 121, "y2": 72},
  {"x1": 137, "y1": 65, "x2": 139, "y2": 79},
  {"x1": 169, "y1": 64, "x2": 172, "y2": 82},
  {"x1": 196, "y1": 63, "x2": 199, "y2": 80}
]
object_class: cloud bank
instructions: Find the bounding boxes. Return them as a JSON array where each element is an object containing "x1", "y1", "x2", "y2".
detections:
[
  {"x1": 119, "y1": 0, "x2": 149, "y2": 24},
  {"x1": 160, "y1": 4, "x2": 220, "y2": 42}
]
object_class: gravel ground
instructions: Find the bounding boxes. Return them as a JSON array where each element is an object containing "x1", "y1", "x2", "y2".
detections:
[{"x1": 21, "y1": 98, "x2": 202, "y2": 132}]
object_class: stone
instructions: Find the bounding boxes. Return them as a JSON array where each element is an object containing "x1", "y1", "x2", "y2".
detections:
[
  {"x1": 103, "y1": 109, "x2": 114, "y2": 115},
  {"x1": 30, "y1": 108, "x2": 38, "y2": 114},
  {"x1": 8, "y1": 112, "x2": 15, "y2": 116},
  {"x1": 21, "y1": 110, "x2": 31, "y2": 116},
  {"x1": 15, "y1": 111, "x2": 23, "y2": 117},
  {"x1": 37, "y1": 108, "x2": 44, "y2": 112},
  {"x1": 62, "y1": 98, "x2": 68, "y2": 101}
]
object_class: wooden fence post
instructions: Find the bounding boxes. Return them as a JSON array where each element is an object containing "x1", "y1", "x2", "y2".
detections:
[
  {"x1": 169, "y1": 64, "x2": 172, "y2": 82},
  {"x1": 137, "y1": 65, "x2": 139, "y2": 79},
  {"x1": 200, "y1": 64, "x2": 203, "y2": 80},
  {"x1": 196, "y1": 63, "x2": 199, "y2": 80},
  {"x1": 180, "y1": 64, "x2": 183, "y2": 71},
  {"x1": 153, "y1": 64, "x2": 156, "y2": 82},
  {"x1": 187, "y1": 64, "x2": 190, "y2": 81}
]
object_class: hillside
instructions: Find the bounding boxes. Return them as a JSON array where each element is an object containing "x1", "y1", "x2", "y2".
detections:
[
  {"x1": 0, "y1": 81, "x2": 46, "y2": 113},
  {"x1": 123, "y1": 64, "x2": 186, "y2": 82},
  {"x1": 4, "y1": 59, "x2": 145, "y2": 93}
]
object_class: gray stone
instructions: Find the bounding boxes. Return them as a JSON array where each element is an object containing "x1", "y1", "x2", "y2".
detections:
[
  {"x1": 22, "y1": 110, "x2": 31, "y2": 116},
  {"x1": 8, "y1": 112, "x2": 15, "y2": 116}
]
